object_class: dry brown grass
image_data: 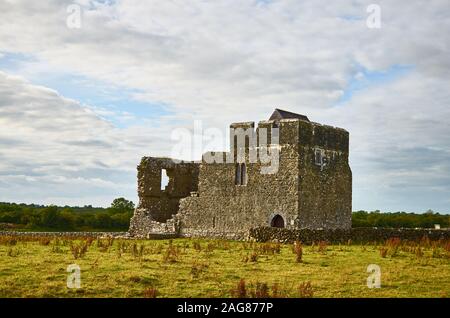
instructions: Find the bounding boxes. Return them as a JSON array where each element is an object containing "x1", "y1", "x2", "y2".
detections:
[{"x1": 298, "y1": 281, "x2": 314, "y2": 298}]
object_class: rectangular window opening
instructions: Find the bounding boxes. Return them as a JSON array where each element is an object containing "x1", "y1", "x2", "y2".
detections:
[
  {"x1": 161, "y1": 169, "x2": 170, "y2": 191},
  {"x1": 315, "y1": 149, "x2": 323, "y2": 166}
]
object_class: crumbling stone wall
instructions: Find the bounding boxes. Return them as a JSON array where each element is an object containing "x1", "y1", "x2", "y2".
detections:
[{"x1": 128, "y1": 157, "x2": 199, "y2": 237}]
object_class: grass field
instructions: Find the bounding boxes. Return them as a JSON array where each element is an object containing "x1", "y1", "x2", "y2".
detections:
[{"x1": 0, "y1": 236, "x2": 448, "y2": 298}]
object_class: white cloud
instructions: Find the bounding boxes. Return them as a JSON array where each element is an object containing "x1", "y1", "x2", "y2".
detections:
[
  {"x1": 0, "y1": 71, "x2": 178, "y2": 206},
  {"x1": 319, "y1": 71, "x2": 450, "y2": 212},
  {"x1": 0, "y1": 0, "x2": 449, "y2": 211}
]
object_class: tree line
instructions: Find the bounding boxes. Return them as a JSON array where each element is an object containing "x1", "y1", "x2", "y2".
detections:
[
  {"x1": 0, "y1": 200, "x2": 448, "y2": 231},
  {"x1": 0, "y1": 198, "x2": 135, "y2": 231},
  {"x1": 352, "y1": 210, "x2": 449, "y2": 228}
]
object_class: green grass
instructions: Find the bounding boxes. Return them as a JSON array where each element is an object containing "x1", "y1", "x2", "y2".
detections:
[{"x1": 0, "y1": 237, "x2": 448, "y2": 298}]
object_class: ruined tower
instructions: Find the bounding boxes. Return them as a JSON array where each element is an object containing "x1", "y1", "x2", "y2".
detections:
[{"x1": 129, "y1": 109, "x2": 352, "y2": 239}]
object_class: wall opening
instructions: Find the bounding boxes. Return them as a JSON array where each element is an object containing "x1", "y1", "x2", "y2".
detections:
[
  {"x1": 240, "y1": 163, "x2": 247, "y2": 185},
  {"x1": 161, "y1": 169, "x2": 169, "y2": 190},
  {"x1": 270, "y1": 214, "x2": 285, "y2": 228},
  {"x1": 314, "y1": 149, "x2": 323, "y2": 166},
  {"x1": 235, "y1": 164, "x2": 241, "y2": 185},
  {"x1": 235, "y1": 163, "x2": 247, "y2": 186}
]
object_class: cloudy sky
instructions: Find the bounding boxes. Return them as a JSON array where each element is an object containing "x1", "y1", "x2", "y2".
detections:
[{"x1": 0, "y1": 0, "x2": 449, "y2": 213}]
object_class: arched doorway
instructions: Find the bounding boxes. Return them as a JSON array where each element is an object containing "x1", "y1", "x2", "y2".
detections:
[{"x1": 270, "y1": 214, "x2": 285, "y2": 228}]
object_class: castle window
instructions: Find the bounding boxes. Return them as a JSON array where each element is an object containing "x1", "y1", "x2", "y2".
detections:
[
  {"x1": 240, "y1": 163, "x2": 247, "y2": 186},
  {"x1": 161, "y1": 169, "x2": 169, "y2": 190},
  {"x1": 315, "y1": 149, "x2": 323, "y2": 166},
  {"x1": 235, "y1": 164, "x2": 241, "y2": 185},
  {"x1": 235, "y1": 163, "x2": 247, "y2": 186}
]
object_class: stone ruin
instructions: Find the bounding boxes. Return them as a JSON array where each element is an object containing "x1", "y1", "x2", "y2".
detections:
[{"x1": 129, "y1": 109, "x2": 352, "y2": 239}]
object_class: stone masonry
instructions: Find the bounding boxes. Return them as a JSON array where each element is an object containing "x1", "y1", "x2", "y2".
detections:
[{"x1": 128, "y1": 109, "x2": 352, "y2": 239}]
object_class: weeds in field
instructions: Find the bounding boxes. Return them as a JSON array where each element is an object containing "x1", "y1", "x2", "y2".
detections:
[
  {"x1": 386, "y1": 238, "x2": 401, "y2": 256},
  {"x1": 271, "y1": 283, "x2": 281, "y2": 298},
  {"x1": 231, "y1": 279, "x2": 247, "y2": 298},
  {"x1": 375, "y1": 237, "x2": 450, "y2": 259},
  {"x1": 420, "y1": 236, "x2": 431, "y2": 248},
  {"x1": 249, "y1": 252, "x2": 258, "y2": 262},
  {"x1": 432, "y1": 247, "x2": 441, "y2": 258},
  {"x1": 0, "y1": 236, "x2": 17, "y2": 246},
  {"x1": 318, "y1": 241, "x2": 328, "y2": 254},
  {"x1": 232, "y1": 280, "x2": 289, "y2": 298},
  {"x1": 242, "y1": 241, "x2": 255, "y2": 251},
  {"x1": 415, "y1": 247, "x2": 424, "y2": 258},
  {"x1": 51, "y1": 239, "x2": 64, "y2": 253},
  {"x1": 298, "y1": 281, "x2": 314, "y2": 298},
  {"x1": 70, "y1": 241, "x2": 89, "y2": 259},
  {"x1": 190, "y1": 261, "x2": 208, "y2": 279},
  {"x1": 143, "y1": 287, "x2": 158, "y2": 298},
  {"x1": 242, "y1": 251, "x2": 259, "y2": 263},
  {"x1": 293, "y1": 241, "x2": 303, "y2": 263},
  {"x1": 7, "y1": 247, "x2": 20, "y2": 257},
  {"x1": 255, "y1": 242, "x2": 281, "y2": 255},
  {"x1": 193, "y1": 241, "x2": 202, "y2": 252},
  {"x1": 444, "y1": 241, "x2": 450, "y2": 253},
  {"x1": 205, "y1": 242, "x2": 215, "y2": 254},
  {"x1": 182, "y1": 241, "x2": 189, "y2": 253},
  {"x1": 250, "y1": 282, "x2": 269, "y2": 298},
  {"x1": 116, "y1": 240, "x2": 128, "y2": 258},
  {"x1": 216, "y1": 240, "x2": 230, "y2": 250},
  {"x1": 129, "y1": 276, "x2": 141, "y2": 283},
  {"x1": 162, "y1": 241, "x2": 181, "y2": 263},
  {"x1": 379, "y1": 246, "x2": 389, "y2": 258},
  {"x1": 38, "y1": 238, "x2": 51, "y2": 246},
  {"x1": 97, "y1": 237, "x2": 114, "y2": 252},
  {"x1": 131, "y1": 243, "x2": 145, "y2": 259}
]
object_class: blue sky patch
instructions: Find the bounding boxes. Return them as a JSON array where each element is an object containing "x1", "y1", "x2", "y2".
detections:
[
  {"x1": 337, "y1": 64, "x2": 414, "y2": 105},
  {"x1": 0, "y1": 51, "x2": 171, "y2": 128}
]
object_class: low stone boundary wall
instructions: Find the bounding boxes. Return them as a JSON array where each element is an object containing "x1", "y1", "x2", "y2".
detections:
[
  {"x1": 248, "y1": 227, "x2": 450, "y2": 244},
  {"x1": 0, "y1": 231, "x2": 127, "y2": 238},
  {"x1": 3, "y1": 228, "x2": 449, "y2": 243}
]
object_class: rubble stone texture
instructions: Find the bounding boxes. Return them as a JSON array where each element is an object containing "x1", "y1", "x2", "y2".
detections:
[{"x1": 129, "y1": 109, "x2": 352, "y2": 239}]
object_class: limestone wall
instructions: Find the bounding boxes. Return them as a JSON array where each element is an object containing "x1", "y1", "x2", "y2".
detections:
[
  {"x1": 128, "y1": 115, "x2": 352, "y2": 238},
  {"x1": 0, "y1": 231, "x2": 125, "y2": 238},
  {"x1": 128, "y1": 157, "x2": 199, "y2": 237},
  {"x1": 249, "y1": 227, "x2": 450, "y2": 244},
  {"x1": 297, "y1": 120, "x2": 352, "y2": 229},
  {"x1": 176, "y1": 140, "x2": 301, "y2": 238}
]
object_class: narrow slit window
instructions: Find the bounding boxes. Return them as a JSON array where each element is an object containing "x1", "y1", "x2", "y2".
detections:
[
  {"x1": 235, "y1": 164, "x2": 241, "y2": 185},
  {"x1": 235, "y1": 163, "x2": 247, "y2": 185},
  {"x1": 240, "y1": 163, "x2": 247, "y2": 185}
]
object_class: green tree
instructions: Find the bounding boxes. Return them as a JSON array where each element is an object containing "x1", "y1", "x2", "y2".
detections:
[
  {"x1": 40, "y1": 206, "x2": 59, "y2": 228},
  {"x1": 110, "y1": 198, "x2": 135, "y2": 212},
  {"x1": 94, "y1": 213, "x2": 112, "y2": 229},
  {"x1": 57, "y1": 208, "x2": 75, "y2": 230}
]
